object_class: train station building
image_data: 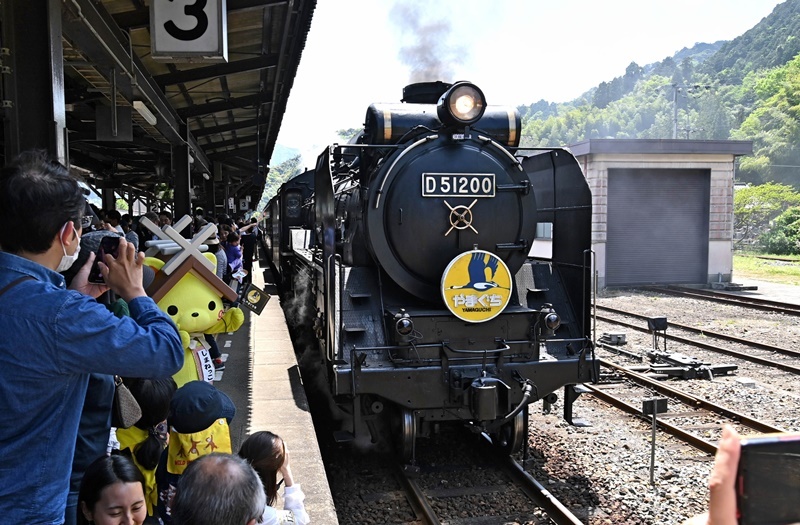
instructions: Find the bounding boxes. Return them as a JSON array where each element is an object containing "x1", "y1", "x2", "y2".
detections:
[{"x1": 1, "y1": 0, "x2": 315, "y2": 220}]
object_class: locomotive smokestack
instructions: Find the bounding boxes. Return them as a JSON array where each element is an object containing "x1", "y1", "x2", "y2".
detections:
[{"x1": 389, "y1": 1, "x2": 468, "y2": 83}]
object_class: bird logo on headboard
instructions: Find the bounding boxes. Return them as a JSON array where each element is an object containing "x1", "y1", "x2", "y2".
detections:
[
  {"x1": 441, "y1": 250, "x2": 513, "y2": 323},
  {"x1": 448, "y1": 252, "x2": 507, "y2": 291}
]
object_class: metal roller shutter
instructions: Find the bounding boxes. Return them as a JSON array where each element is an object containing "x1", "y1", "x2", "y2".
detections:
[{"x1": 606, "y1": 168, "x2": 710, "y2": 286}]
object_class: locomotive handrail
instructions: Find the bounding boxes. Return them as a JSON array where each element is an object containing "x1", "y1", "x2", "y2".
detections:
[
  {"x1": 443, "y1": 343, "x2": 510, "y2": 354},
  {"x1": 349, "y1": 336, "x2": 590, "y2": 354},
  {"x1": 585, "y1": 248, "x2": 596, "y2": 367},
  {"x1": 349, "y1": 342, "x2": 509, "y2": 353},
  {"x1": 373, "y1": 134, "x2": 438, "y2": 209},
  {"x1": 476, "y1": 135, "x2": 524, "y2": 172},
  {"x1": 331, "y1": 143, "x2": 403, "y2": 150},
  {"x1": 496, "y1": 180, "x2": 530, "y2": 193},
  {"x1": 325, "y1": 253, "x2": 341, "y2": 363},
  {"x1": 533, "y1": 337, "x2": 590, "y2": 344},
  {"x1": 536, "y1": 205, "x2": 592, "y2": 212},
  {"x1": 337, "y1": 253, "x2": 344, "y2": 362},
  {"x1": 495, "y1": 241, "x2": 528, "y2": 251}
]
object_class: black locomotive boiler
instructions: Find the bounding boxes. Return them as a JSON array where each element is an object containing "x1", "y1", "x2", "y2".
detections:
[{"x1": 265, "y1": 81, "x2": 598, "y2": 461}]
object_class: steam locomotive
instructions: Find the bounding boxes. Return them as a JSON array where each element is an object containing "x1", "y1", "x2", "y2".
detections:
[{"x1": 264, "y1": 81, "x2": 598, "y2": 461}]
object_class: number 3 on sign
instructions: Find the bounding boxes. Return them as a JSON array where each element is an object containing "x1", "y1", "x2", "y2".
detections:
[
  {"x1": 151, "y1": 0, "x2": 228, "y2": 62},
  {"x1": 164, "y1": 0, "x2": 208, "y2": 42}
]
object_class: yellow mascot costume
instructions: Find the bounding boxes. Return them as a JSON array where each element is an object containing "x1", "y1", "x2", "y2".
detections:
[{"x1": 145, "y1": 253, "x2": 244, "y2": 387}]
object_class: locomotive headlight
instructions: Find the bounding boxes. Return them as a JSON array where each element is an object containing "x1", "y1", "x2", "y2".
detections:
[
  {"x1": 437, "y1": 82, "x2": 486, "y2": 127},
  {"x1": 396, "y1": 317, "x2": 414, "y2": 336},
  {"x1": 394, "y1": 309, "x2": 415, "y2": 342},
  {"x1": 544, "y1": 312, "x2": 561, "y2": 331},
  {"x1": 454, "y1": 93, "x2": 476, "y2": 116},
  {"x1": 539, "y1": 303, "x2": 561, "y2": 338}
]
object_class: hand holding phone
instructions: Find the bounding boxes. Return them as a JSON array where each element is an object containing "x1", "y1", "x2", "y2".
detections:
[
  {"x1": 682, "y1": 426, "x2": 800, "y2": 525},
  {"x1": 737, "y1": 432, "x2": 800, "y2": 525},
  {"x1": 88, "y1": 235, "x2": 121, "y2": 284}
]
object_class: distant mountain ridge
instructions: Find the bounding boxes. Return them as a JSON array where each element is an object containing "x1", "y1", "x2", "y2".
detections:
[
  {"x1": 271, "y1": 143, "x2": 300, "y2": 166},
  {"x1": 566, "y1": 0, "x2": 800, "y2": 106},
  {"x1": 517, "y1": 0, "x2": 800, "y2": 188},
  {"x1": 702, "y1": 0, "x2": 800, "y2": 83}
]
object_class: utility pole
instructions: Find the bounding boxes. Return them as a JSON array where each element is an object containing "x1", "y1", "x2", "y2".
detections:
[
  {"x1": 681, "y1": 113, "x2": 704, "y2": 139},
  {"x1": 672, "y1": 84, "x2": 679, "y2": 139},
  {"x1": 664, "y1": 83, "x2": 712, "y2": 139}
]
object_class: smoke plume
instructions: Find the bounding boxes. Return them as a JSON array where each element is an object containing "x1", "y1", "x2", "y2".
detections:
[{"x1": 389, "y1": 2, "x2": 469, "y2": 83}]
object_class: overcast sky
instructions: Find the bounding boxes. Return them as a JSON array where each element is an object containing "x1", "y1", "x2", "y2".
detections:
[{"x1": 273, "y1": 0, "x2": 784, "y2": 169}]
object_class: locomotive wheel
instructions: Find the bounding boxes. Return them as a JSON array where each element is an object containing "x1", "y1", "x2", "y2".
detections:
[
  {"x1": 491, "y1": 410, "x2": 528, "y2": 454},
  {"x1": 395, "y1": 408, "x2": 417, "y2": 462}
]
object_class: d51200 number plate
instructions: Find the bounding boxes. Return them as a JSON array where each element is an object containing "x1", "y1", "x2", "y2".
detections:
[{"x1": 422, "y1": 173, "x2": 495, "y2": 198}]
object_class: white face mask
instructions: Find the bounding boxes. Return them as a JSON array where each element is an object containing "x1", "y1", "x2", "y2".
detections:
[{"x1": 56, "y1": 222, "x2": 81, "y2": 272}]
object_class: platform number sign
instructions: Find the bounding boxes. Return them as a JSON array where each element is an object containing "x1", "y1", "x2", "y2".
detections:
[{"x1": 151, "y1": 0, "x2": 228, "y2": 62}]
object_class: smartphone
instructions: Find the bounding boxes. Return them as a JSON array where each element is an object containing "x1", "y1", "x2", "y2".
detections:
[
  {"x1": 88, "y1": 236, "x2": 121, "y2": 284},
  {"x1": 736, "y1": 432, "x2": 800, "y2": 525}
]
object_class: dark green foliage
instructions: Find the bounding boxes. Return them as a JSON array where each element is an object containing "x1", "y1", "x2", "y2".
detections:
[
  {"x1": 256, "y1": 155, "x2": 302, "y2": 211},
  {"x1": 517, "y1": 99, "x2": 558, "y2": 121},
  {"x1": 759, "y1": 206, "x2": 800, "y2": 254},
  {"x1": 336, "y1": 128, "x2": 362, "y2": 142},
  {"x1": 700, "y1": 1, "x2": 800, "y2": 84},
  {"x1": 734, "y1": 183, "x2": 800, "y2": 246},
  {"x1": 731, "y1": 53, "x2": 800, "y2": 189}
]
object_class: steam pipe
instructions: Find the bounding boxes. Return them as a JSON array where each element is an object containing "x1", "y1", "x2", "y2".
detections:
[{"x1": 500, "y1": 380, "x2": 533, "y2": 422}]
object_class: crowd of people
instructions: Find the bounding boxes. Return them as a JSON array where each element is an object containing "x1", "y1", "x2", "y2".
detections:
[
  {"x1": 83, "y1": 203, "x2": 261, "y2": 282},
  {"x1": 0, "y1": 150, "x2": 304, "y2": 525},
  {"x1": 82, "y1": 200, "x2": 262, "y2": 372}
]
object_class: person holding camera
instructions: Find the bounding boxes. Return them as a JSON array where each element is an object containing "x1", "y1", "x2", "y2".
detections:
[{"x1": 0, "y1": 150, "x2": 184, "y2": 525}]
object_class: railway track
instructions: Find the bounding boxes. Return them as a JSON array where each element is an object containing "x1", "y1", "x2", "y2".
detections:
[
  {"x1": 395, "y1": 436, "x2": 585, "y2": 525},
  {"x1": 326, "y1": 427, "x2": 586, "y2": 525},
  {"x1": 594, "y1": 305, "x2": 800, "y2": 375},
  {"x1": 596, "y1": 304, "x2": 800, "y2": 360},
  {"x1": 643, "y1": 285, "x2": 800, "y2": 316},
  {"x1": 586, "y1": 358, "x2": 787, "y2": 454}
]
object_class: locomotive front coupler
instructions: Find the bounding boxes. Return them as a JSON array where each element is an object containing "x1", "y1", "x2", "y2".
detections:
[{"x1": 481, "y1": 371, "x2": 537, "y2": 433}]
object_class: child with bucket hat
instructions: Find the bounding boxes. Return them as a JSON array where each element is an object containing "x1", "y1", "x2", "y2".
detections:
[{"x1": 155, "y1": 381, "x2": 236, "y2": 524}]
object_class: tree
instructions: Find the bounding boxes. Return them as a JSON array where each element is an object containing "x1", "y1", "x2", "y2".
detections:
[
  {"x1": 759, "y1": 205, "x2": 800, "y2": 254},
  {"x1": 731, "y1": 54, "x2": 800, "y2": 189},
  {"x1": 336, "y1": 128, "x2": 361, "y2": 142},
  {"x1": 734, "y1": 182, "x2": 800, "y2": 247},
  {"x1": 593, "y1": 82, "x2": 611, "y2": 109},
  {"x1": 623, "y1": 62, "x2": 643, "y2": 92},
  {"x1": 256, "y1": 155, "x2": 303, "y2": 211}
]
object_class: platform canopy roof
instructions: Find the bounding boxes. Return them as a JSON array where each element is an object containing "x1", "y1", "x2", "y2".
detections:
[{"x1": 60, "y1": 0, "x2": 316, "y2": 210}]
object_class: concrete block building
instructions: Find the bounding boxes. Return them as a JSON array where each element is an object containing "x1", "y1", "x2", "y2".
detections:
[{"x1": 566, "y1": 139, "x2": 752, "y2": 289}]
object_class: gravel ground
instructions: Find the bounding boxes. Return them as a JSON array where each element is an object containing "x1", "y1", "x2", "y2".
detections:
[
  {"x1": 323, "y1": 287, "x2": 800, "y2": 524},
  {"x1": 520, "y1": 287, "x2": 800, "y2": 525}
]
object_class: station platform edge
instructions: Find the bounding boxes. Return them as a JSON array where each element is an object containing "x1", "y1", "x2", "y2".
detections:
[{"x1": 214, "y1": 259, "x2": 338, "y2": 524}]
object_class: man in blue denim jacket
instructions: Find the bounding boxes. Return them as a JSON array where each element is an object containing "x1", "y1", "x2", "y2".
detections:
[{"x1": 0, "y1": 151, "x2": 184, "y2": 524}]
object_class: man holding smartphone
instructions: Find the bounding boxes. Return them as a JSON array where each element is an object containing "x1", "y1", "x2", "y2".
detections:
[{"x1": 0, "y1": 150, "x2": 184, "y2": 525}]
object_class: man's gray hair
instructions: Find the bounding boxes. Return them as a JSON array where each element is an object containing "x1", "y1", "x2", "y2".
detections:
[{"x1": 172, "y1": 453, "x2": 266, "y2": 525}]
